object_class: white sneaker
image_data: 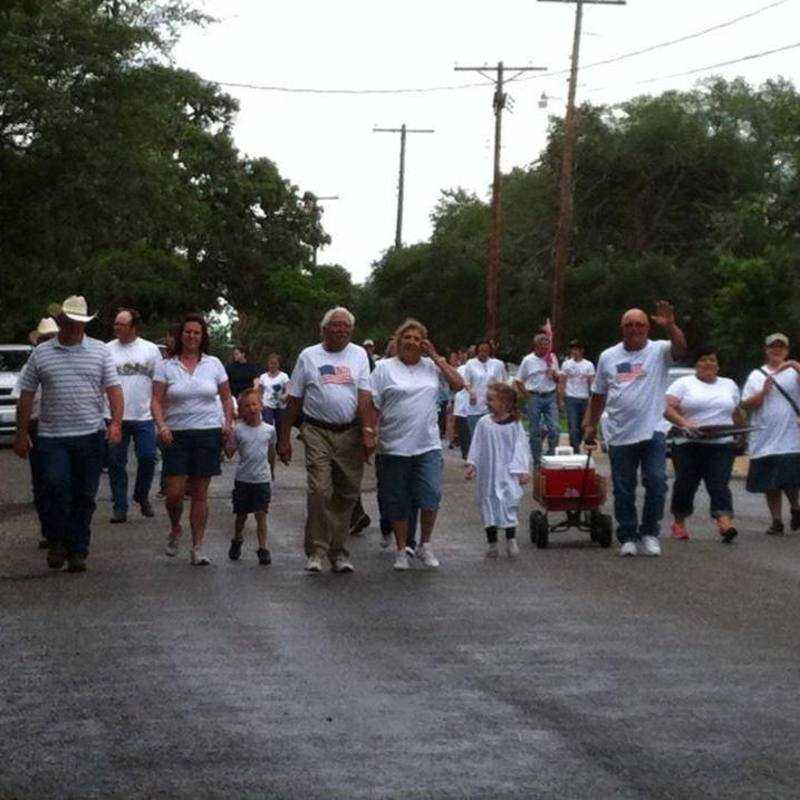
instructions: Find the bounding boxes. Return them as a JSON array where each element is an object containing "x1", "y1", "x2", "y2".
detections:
[
  {"x1": 165, "y1": 534, "x2": 179, "y2": 557},
  {"x1": 332, "y1": 556, "x2": 354, "y2": 573},
  {"x1": 506, "y1": 538, "x2": 520, "y2": 558},
  {"x1": 190, "y1": 549, "x2": 210, "y2": 566},
  {"x1": 305, "y1": 553, "x2": 323, "y2": 573},
  {"x1": 381, "y1": 532, "x2": 393, "y2": 550},
  {"x1": 640, "y1": 536, "x2": 662, "y2": 557},
  {"x1": 405, "y1": 545, "x2": 417, "y2": 558},
  {"x1": 619, "y1": 541, "x2": 638, "y2": 557},
  {"x1": 393, "y1": 551, "x2": 410, "y2": 571},
  {"x1": 486, "y1": 542, "x2": 499, "y2": 559},
  {"x1": 419, "y1": 543, "x2": 440, "y2": 569}
]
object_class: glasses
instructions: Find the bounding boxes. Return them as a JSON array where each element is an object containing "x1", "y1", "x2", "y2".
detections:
[{"x1": 114, "y1": 321, "x2": 133, "y2": 327}]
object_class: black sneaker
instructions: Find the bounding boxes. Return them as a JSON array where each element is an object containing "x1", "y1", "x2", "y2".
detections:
[
  {"x1": 67, "y1": 554, "x2": 87, "y2": 573},
  {"x1": 47, "y1": 542, "x2": 68, "y2": 570},
  {"x1": 349, "y1": 513, "x2": 371, "y2": 537},
  {"x1": 228, "y1": 538, "x2": 243, "y2": 561},
  {"x1": 138, "y1": 498, "x2": 155, "y2": 518},
  {"x1": 110, "y1": 511, "x2": 127, "y2": 524},
  {"x1": 766, "y1": 520, "x2": 785, "y2": 536},
  {"x1": 257, "y1": 548, "x2": 272, "y2": 565},
  {"x1": 791, "y1": 509, "x2": 800, "y2": 531},
  {"x1": 721, "y1": 527, "x2": 738, "y2": 544}
]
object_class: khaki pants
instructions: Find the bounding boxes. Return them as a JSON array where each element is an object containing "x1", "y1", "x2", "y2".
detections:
[{"x1": 302, "y1": 423, "x2": 364, "y2": 559}]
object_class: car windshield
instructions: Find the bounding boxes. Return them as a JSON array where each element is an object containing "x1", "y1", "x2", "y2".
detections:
[{"x1": 0, "y1": 351, "x2": 31, "y2": 372}]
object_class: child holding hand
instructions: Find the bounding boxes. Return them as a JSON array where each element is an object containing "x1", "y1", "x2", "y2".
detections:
[
  {"x1": 225, "y1": 388, "x2": 276, "y2": 565},
  {"x1": 465, "y1": 382, "x2": 531, "y2": 558}
]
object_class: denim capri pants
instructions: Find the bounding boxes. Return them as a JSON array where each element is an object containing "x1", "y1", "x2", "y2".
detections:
[{"x1": 376, "y1": 449, "x2": 443, "y2": 522}]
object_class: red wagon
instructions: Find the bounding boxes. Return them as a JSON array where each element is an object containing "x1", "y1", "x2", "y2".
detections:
[{"x1": 529, "y1": 447, "x2": 613, "y2": 549}]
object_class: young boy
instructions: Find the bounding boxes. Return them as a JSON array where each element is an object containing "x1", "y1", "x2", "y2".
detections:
[{"x1": 225, "y1": 388, "x2": 276, "y2": 565}]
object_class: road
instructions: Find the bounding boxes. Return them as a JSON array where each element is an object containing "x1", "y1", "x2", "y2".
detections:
[{"x1": 1, "y1": 442, "x2": 799, "y2": 799}]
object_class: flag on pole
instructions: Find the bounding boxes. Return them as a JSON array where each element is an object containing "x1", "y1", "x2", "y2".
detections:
[{"x1": 542, "y1": 318, "x2": 555, "y2": 366}]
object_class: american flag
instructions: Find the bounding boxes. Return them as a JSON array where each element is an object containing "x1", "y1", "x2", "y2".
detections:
[
  {"x1": 542, "y1": 318, "x2": 556, "y2": 367},
  {"x1": 319, "y1": 364, "x2": 354, "y2": 385},
  {"x1": 616, "y1": 362, "x2": 646, "y2": 383}
]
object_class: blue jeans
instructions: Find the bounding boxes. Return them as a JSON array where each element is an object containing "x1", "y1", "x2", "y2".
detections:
[
  {"x1": 526, "y1": 392, "x2": 560, "y2": 467},
  {"x1": 564, "y1": 396, "x2": 588, "y2": 452},
  {"x1": 107, "y1": 420, "x2": 157, "y2": 513},
  {"x1": 37, "y1": 431, "x2": 106, "y2": 556},
  {"x1": 607, "y1": 432, "x2": 668, "y2": 543},
  {"x1": 28, "y1": 424, "x2": 52, "y2": 539}
]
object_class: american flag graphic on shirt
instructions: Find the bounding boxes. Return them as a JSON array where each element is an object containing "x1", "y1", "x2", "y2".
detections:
[
  {"x1": 616, "y1": 362, "x2": 646, "y2": 383},
  {"x1": 319, "y1": 364, "x2": 354, "y2": 385}
]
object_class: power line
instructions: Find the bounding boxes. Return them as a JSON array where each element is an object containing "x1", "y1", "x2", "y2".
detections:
[{"x1": 207, "y1": 0, "x2": 792, "y2": 96}]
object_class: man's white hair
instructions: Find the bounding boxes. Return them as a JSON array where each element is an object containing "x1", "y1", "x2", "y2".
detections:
[{"x1": 320, "y1": 306, "x2": 355, "y2": 331}]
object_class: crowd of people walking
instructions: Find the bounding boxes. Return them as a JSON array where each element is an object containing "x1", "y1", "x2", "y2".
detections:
[{"x1": 11, "y1": 294, "x2": 800, "y2": 575}]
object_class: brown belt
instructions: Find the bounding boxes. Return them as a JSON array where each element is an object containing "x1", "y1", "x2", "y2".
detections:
[{"x1": 304, "y1": 416, "x2": 359, "y2": 433}]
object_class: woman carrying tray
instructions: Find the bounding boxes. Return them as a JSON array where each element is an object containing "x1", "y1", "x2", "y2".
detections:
[{"x1": 664, "y1": 345, "x2": 743, "y2": 544}]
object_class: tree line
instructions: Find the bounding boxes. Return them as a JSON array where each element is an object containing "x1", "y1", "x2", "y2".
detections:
[{"x1": 3, "y1": 2, "x2": 800, "y2": 379}]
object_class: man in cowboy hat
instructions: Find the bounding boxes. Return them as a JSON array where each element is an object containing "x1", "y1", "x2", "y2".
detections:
[
  {"x1": 12, "y1": 318, "x2": 59, "y2": 548},
  {"x1": 14, "y1": 296, "x2": 123, "y2": 573}
]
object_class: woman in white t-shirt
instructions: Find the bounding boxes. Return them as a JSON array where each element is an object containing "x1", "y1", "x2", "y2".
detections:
[
  {"x1": 152, "y1": 313, "x2": 234, "y2": 565},
  {"x1": 370, "y1": 318, "x2": 464, "y2": 571},
  {"x1": 741, "y1": 333, "x2": 800, "y2": 536},
  {"x1": 256, "y1": 353, "x2": 289, "y2": 429},
  {"x1": 664, "y1": 346, "x2": 743, "y2": 544}
]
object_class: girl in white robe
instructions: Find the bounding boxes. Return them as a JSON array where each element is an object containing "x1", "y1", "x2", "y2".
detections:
[{"x1": 465, "y1": 382, "x2": 531, "y2": 558}]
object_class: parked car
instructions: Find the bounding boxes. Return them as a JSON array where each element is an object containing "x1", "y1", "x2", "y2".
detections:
[{"x1": 0, "y1": 345, "x2": 33, "y2": 443}]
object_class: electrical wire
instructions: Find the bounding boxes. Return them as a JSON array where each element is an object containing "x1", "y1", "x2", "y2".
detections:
[{"x1": 208, "y1": 0, "x2": 794, "y2": 96}]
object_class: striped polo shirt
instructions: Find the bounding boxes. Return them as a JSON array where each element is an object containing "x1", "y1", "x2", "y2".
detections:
[{"x1": 19, "y1": 335, "x2": 120, "y2": 437}]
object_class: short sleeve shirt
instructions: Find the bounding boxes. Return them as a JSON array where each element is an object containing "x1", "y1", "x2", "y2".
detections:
[
  {"x1": 153, "y1": 355, "x2": 228, "y2": 431},
  {"x1": 258, "y1": 371, "x2": 290, "y2": 410},
  {"x1": 105, "y1": 337, "x2": 161, "y2": 421},
  {"x1": 18, "y1": 336, "x2": 120, "y2": 437},
  {"x1": 666, "y1": 375, "x2": 740, "y2": 443},
  {"x1": 289, "y1": 343, "x2": 370, "y2": 425},
  {"x1": 742, "y1": 366, "x2": 800, "y2": 458},
  {"x1": 517, "y1": 353, "x2": 560, "y2": 394},
  {"x1": 561, "y1": 358, "x2": 595, "y2": 399},
  {"x1": 592, "y1": 339, "x2": 673, "y2": 446},
  {"x1": 370, "y1": 356, "x2": 446, "y2": 456},
  {"x1": 233, "y1": 421, "x2": 276, "y2": 483},
  {"x1": 463, "y1": 357, "x2": 508, "y2": 416}
]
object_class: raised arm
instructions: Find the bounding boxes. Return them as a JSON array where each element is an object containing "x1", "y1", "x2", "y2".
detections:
[{"x1": 652, "y1": 300, "x2": 687, "y2": 362}]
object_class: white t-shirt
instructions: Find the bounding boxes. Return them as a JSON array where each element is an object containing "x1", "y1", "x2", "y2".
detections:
[
  {"x1": 517, "y1": 352, "x2": 559, "y2": 394},
  {"x1": 258, "y1": 370, "x2": 289, "y2": 410},
  {"x1": 463, "y1": 357, "x2": 508, "y2": 416},
  {"x1": 233, "y1": 421, "x2": 276, "y2": 483},
  {"x1": 370, "y1": 356, "x2": 446, "y2": 456},
  {"x1": 452, "y1": 365, "x2": 470, "y2": 418},
  {"x1": 742, "y1": 366, "x2": 800, "y2": 458},
  {"x1": 666, "y1": 375, "x2": 740, "y2": 443},
  {"x1": 592, "y1": 339, "x2": 673, "y2": 446},
  {"x1": 289, "y1": 342, "x2": 370, "y2": 425},
  {"x1": 105, "y1": 338, "x2": 161, "y2": 421},
  {"x1": 561, "y1": 358, "x2": 595, "y2": 399},
  {"x1": 153, "y1": 355, "x2": 228, "y2": 431}
]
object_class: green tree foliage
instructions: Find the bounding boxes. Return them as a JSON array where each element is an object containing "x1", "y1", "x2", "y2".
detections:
[
  {"x1": 0, "y1": 0, "x2": 329, "y2": 347},
  {"x1": 358, "y1": 78, "x2": 800, "y2": 368}
]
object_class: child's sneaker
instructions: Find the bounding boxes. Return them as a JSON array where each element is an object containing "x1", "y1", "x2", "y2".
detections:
[
  {"x1": 486, "y1": 542, "x2": 499, "y2": 559},
  {"x1": 257, "y1": 548, "x2": 271, "y2": 565},
  {"x1": 165, "y1": 533, "x2": 180, "y2": 557},
  {"x1": 190, "y1": 549, "x2": 211, "y2": 566},
  {"x1": 506, "y1": 538, "x2": 520, "y2": 558},
  {"x1": 228, "y1": 538, "x2": 243, "y2": 561}
]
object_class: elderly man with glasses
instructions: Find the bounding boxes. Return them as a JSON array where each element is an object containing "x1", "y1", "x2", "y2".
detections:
[
  {"x1": 105, "y1": 308, "x2": 162, "y2": 522},
  {"x1": 583, "y1": 302, "x2": 687, "y2": 558}
]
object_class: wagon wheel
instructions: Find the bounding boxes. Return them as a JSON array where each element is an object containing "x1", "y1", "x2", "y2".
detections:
[
  {"x1": 597, "y1": 513, "x2": 613, "y2": 548},
  {"x1": 529, "y1": 510, "x2": 549, "y2": 549}
]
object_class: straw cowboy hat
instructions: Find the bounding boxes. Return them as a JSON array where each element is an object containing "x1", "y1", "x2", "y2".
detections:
[
  {"x1": 48, "y1": 295, "x2": 96, "y2": 323},
  {"x1": 28, "y1": 317, "x2": 59, "y2": 344}
]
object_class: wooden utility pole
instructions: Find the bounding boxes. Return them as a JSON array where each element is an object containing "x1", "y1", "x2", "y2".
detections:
[
  {"x1": 373, "y1": 125, "x2": 434, "y2": 249},
  {"x1": 539, "y1": 0, "x2": 626, "y2": 351},
  {"x1": 303, "y1": 193, "x2": 340, "y2": 266},
  {"x1": 455, "y1": 62, "x2": 545, "y2": 342}
]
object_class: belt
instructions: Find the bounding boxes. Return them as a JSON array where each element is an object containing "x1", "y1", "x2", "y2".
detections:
[
  {"x1": 304, "y1": 416, "x2": 359, "y2": 433},
  {"x1": 530, "y1": 390, "x2": 556, "y2": 396}
]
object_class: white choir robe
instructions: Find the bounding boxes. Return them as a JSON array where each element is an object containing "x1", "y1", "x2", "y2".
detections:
[{"x1": 467, "y1": 416, "x2": 531, "y2": 527}]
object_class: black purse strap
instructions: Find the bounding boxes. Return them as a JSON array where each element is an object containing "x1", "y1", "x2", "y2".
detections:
[{"x1": 759, "y1": 367, "x2": 800, "y2": 416}]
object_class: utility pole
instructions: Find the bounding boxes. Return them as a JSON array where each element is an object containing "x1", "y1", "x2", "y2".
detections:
[
  {"x1": 455, "y1": 62, "x2": 546, "y2": 342},
  {"x1": 303, "y1": 193, "x2": 340, "y2": 266},
  {"x1": 538, "y1": 0, "x2": 625, "y2": 351},
  {"x1": 373, "y1": 124, "x2": 434, "y2": 249}
]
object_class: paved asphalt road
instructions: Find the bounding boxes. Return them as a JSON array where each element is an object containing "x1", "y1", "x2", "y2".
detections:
[{"x1": 1, "y1": 441, "x2": 800, "y2": 799}]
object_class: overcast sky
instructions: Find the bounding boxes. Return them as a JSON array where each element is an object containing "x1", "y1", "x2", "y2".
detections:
[{"x1": 173, "y1": 0, "x2": 800, "y2": 284}]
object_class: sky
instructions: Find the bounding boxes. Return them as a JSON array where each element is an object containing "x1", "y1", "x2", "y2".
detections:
[{"x1": 173, "y1": 0, "x2": 800, "y2": 284}]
